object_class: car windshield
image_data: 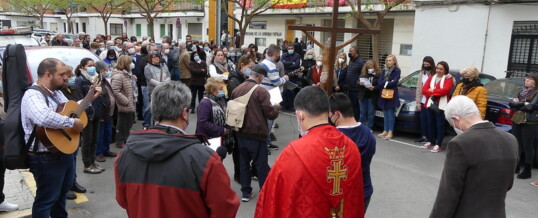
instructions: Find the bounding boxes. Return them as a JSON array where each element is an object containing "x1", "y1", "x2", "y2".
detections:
[
  {"x1": 484, "y1": 79, "x2": 523, "y2": 99},
  {"x1": 398, "y1": 71, "x2": 419, "y2": 89},
  {"x1": 0, "y1": 35, "x2": 40, "y2": 47}
]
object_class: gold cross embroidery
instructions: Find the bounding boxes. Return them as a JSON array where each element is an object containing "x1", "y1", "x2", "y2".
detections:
[{"x1": 325, "y1": 146, "x2": 347, "y2": 196}]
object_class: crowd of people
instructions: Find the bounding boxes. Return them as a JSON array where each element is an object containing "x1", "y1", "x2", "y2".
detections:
[{"x1": 0, "y1": 31, "x2": 535, "y2": 218}]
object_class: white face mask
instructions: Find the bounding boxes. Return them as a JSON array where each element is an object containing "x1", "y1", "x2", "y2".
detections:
[
  {"x1": 368, "y1": 68, "x2": 374, "y2": 74},
  {"x1": 128, "y1": 48, "x2": 135, "y2": 55},
  {"x1": 296, "y1": 111, "x2": 307, "y2": 136},
  {"x1": 130, "y1": 63, "x2": 135, "y2": 70},
  {"x1": 164, "y1": 49, "x2": 170, "y2": 55},
  {"x1": 338, "y1": 58, "x2": 344, "y2": 64},
  {"x1": 316, "y1": 61, "x2": 323, "y2": 67},
  {"x1": 452, "y1": 118, "x2": 464, "y2": 135}
]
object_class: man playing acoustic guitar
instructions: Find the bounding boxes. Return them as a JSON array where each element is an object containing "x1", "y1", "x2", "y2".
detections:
[{"x1": 21, "y1": 58, "x2": 101, "y2": 217}]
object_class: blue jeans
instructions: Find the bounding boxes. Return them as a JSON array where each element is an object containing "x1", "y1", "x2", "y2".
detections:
[
  {"x1": 95, "y1": 119, "x2": 113, "y2": 157},
  {"x1": 383, "y1": 108, "x2": 396, "y2": 131},
  {"x1": 142, "y1": 86, "x2": 152, "y2": 127},
  {"x1": 426, "y1": 109, "x2": 446, "y2": 145},
  {"x1": 419, "y1": 104, "x2": 428, "y2": 138},
  {"x1": 28, "y1": 153, "x2": 75, "y2": 218},
  {"x1": 348, "y1": 91, "x2": 361, "y2": 120},
  {"x1": 238, "y1": 137, "x2": 269, "y2": 197},
  {"x1": 170, "y1": 68, "x2": 180, "y2": 81},
  {"x1": 359, "y1": 98, "x2": 375, "y2": 128},
  {"x1": 266, "y1": 119, "x2": 274, "y2": 145}
]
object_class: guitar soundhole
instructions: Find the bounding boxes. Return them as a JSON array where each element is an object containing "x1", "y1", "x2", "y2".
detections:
[{"x1": 70, "y1": 113, "x2": 79, "y2": 119}]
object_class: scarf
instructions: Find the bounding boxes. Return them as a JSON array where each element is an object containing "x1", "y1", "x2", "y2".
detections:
[
  {"x1": 427, "y1": 75, "x2": 449, "y2": 110},
  {"x1": 204, "y1": 94, "x2": 233, "y2": 146},
  {"x1": 384, "y1": 67, "x2": 394, "y2": 81},
  {"x1": 461, "y1": 80, "x2": 481, "y2": 95},
  {"x1": 213, "y1": 60, "x2": 228, "y2": 74},
  {"x1": 80, "y1": 70, "x2": 98, "y2": 84},
  {"x1": 519, "y1": 87, "x2": 534, "y2": 101}
]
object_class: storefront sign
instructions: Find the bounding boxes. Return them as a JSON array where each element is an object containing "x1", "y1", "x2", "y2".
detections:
[{"x1": 245, "y1": 32, "x2": 283, "y2": 37}]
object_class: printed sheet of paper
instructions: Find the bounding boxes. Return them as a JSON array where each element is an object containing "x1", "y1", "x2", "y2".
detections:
[
  {"x1": 207, "y1": 137, "x2": 222, "y2": 151},
  {"x1": 268, "y1": 87, "x2": 283, "y2": 105},
  {"x1": 360, "y1": 78, "x2": 373, "y2": 88}
]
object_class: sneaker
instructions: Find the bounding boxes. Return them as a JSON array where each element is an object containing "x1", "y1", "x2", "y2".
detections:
[
  {"x1": 241, "y1": 192, "x2": 255, "y2": 202},
  {"x1": 0, "y1": 201, "x2": 18, "y2": 212},
  {"x1": 431, "y1": 145, "x2": 441, "y2": 153},
  {"x1": 104, "y1": 151, "x2": 117, "y2": 157},
  {"x1": 66, "y1": 191, "x2": 77, "y2": 200},
  {"x1": 274, "y1": 123, "x2": 279, "y2": 128},
  {"x1": 93, "y1": 163, "x2": 105, "y2": 172},
  {"x1": 420, "y1": 142, "x2": 433, "y2": 149},
  {"x1": 531, "y1": 181, "x2": 538, "y2": 187},
  {"x1": 95, "y1": 156, "x2": 106, "y2": 162},
  {"x1": 270, "y1": 133, "x2": 277, "y2": 141},
  {"x1": 414, "y1": 137, "x2": 427, "y2": 143},
  {"x1": 83, "y1": 165, "x2": 102, "y2": 174},
  {"x1": 268, "y1": 143, "x2": 279, "y2": 150}
]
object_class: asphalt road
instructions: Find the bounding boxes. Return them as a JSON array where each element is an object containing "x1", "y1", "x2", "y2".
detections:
[{"x1": 65, "y1": 112, "x2": 538, "y2": 218}]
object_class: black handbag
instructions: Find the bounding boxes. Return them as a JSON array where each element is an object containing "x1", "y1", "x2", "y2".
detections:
[{"x1": 428, "y1": 96, "x2": 441, "y2": 114}]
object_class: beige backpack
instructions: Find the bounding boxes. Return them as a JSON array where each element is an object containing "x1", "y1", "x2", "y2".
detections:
[{"x1": 226, "y1": 85, "x2": 258, "y2": 130}]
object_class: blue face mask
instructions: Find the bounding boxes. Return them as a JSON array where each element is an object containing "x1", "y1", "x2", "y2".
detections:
[
  {"x1": 87, "y1": 66, "x2": 96, "y2": 76},
  {"x1": 307, "y1": 55, "x2": 313, "y2": 60},
  {"x1": 288, "y1": 49, "x2": 294, "y2": 54},
  {"x1": 230, "y1": 53, "x2": 236, "y2": 57},
  {"x1": 245, "y1": 68, "x2": 251, "y2": 77},
  {"x1": 204, "y1": 46, "x2": 210, "y2": 51},
  {"x1": 237, "y1": 52, "x2": 242, "y2": 56},
  {"x1": 67, "y1": 77, "x2": 76, "y2": 86},
  {"x1": 217, "y1": 90, "x2": 225, "y2": 97},
  {"x1": 105, "y1": 70, "x2": 112, "y2": 78},
  {"x1": 194, "y1": 56, "x2": 200, "y2": 62},
  {"x1": 226, "y1": 53, "x2": 231, "y2": 57}
]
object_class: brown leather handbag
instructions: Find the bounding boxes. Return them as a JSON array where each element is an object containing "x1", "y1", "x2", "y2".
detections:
[{"x1": 381, "y1": 88, "x2": 394, "y2": 100}]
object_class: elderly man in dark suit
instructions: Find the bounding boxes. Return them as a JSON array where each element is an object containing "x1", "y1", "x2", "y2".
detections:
[{"x1": 430, "y1": 95, "x2": 518, "y2": 218}]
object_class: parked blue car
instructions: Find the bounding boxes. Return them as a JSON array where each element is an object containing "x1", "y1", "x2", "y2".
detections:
[{"x1": 374, "y1": 70, "x2": 496, "y2": 133}]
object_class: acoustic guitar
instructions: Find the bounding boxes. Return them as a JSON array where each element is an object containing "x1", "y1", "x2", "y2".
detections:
[{"x1": 36, "y1": 84, "x2": 99, "y2": 154}]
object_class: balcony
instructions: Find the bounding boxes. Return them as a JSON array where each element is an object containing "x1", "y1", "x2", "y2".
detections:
[{"x1": 129, "y1": 1, "x2": 204, "y2": 13}]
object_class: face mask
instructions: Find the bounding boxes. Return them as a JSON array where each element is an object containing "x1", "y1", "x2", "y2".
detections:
[
  {"x1": 86, "y1": 66, "x2": 96, "y2": 76},
  {"x1": 130, "y1": 63, "x2": 135, "y2": 70},
  {"x1": 316, "y1": 61, "x2": 323, "y2": 67},
  {"x1": 424, "y1": 66, "x2": 432, "y2": 71},
  {"x1": 110, "y1": 46, "x2": 116, "y2": 50},
  {"x1": 368, "y1": 68, "x2": 374, "y2": 74},
  {"x1": 217, "y1": 90, "x2": 225, "y2": 97},
  {"x1": 461, "y1": 77, "x2": 471, "y2": 84},
  {"x1": 164, "y1": 49, "x2": 170, "y2": 55},
  {"x1": 338, "y1": 58, "x2": 344, "y2": 64},
  {"x1": 100, "y1": 48, "x2": 105, "y2": 51},
  {"x1": 288, "y1": 49, "x2": 294, "y2": 54},
  {"x1": 226, "y1": 53, "x2": 231, "y2": 57},
  {"x1": 79, "y1": 44, "x2": 83, "y2": 48},
  {"x1": 194, "y1": 56, "x2": 200, "y2": 62},
  {"x1": 452, "y1": 118, "x2": 464, "y2": 135},
  {"x1": 237, "y1": 52, "x2": 242, "y2": 56},
  {"x1": 307, "y1": 55, "x2": 313, "y2": 60},
  {"x1": 328, "y1": 113, "x2": 338, "y2": 126},
  {"x1": 244, "y1": 68, "x2": 252, "y2": 77},
  {"x1": 296, "y1": 112, "x2": 307, "y2": 136},
  {"x1": 348, "y1": 53, "x2": 353, "y2": 59},
  {"x1": 204, "y1": 46, "x2": 210, "y2": 51},
  {"x1": 128, "y1": 48, "x2": 135, "y2": 55},
  {"x1": 67, "y1": 77, "x2": 76, "y2": 86},
  {"x1": 109, "y1": 56, "x2": 116, "y2": 60},
  {"x1": 105, "y1": 70, "x2": 112, "y2": 78},
  {"x1": 230, "y1": 53, "x2": 236, "y2": 57}
]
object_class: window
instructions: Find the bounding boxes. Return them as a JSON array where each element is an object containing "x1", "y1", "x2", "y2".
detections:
[
  {"x1": 110, "y1": 23, "x2": 123, "y2": 35},
  {"x1": 305, "y1": 24, "x2": 315, "y2": 38},
  {"x1": 508, "y1": 21, "x2": 538, "y2": 74},
  {"x1": 249, "y1": 21, "x2": 267, "y2": 29},
  {"x1": 147, "y1": 24, "x2": 151, "y2": 37},
  {"x1": 136, "y1": 24, "x2": 142, "y2": 36},
  {"x1": 400, "y1": 44, "x2": 412, "y2": 56},
  {"x1": 398, "y1": 71, "x2": 419, "y2": 89},
  {"x1": 255, "y1": 38, "x2": 266, "y2": 47},
  {"x1": 160, "y1": 24, "x2": 165, "y2": 37},
  {"x1": 82, "y1": 23, "x2": 86, "y2": 33}
]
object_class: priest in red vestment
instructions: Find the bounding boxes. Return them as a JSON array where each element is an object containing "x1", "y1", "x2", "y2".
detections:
[{"x1": 255, "y1": 86, "x2": 365, "y2": 218}]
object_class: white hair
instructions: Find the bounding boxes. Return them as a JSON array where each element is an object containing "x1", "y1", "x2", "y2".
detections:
[
  {"x1": 106, "y1": 40, "x2": 114, "y2": 46},
  {"x1": 444, "y1": 95, "x2": 480, "y2": 122}
]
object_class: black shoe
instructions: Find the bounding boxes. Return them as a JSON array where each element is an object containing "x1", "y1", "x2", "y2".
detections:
[
  {"x1": 72, "y1": 182, "x2": 87, "y2": 193},
  {"x1": 267, "y1": 150, "x2": 271, "y2": 155},
  {"x1": 66, "y1": 191, "x2": 77, "y2": 200},
  {"x1": 190, "y1": 110, "x2": 195, "y2": 114},
  {"x1": 268, "y1": 143, "x2": 279, "y2": 150},
  {"x1": 270, "y1": 133, "x2": 277, "y2": 141},
  {"x1": 274, "y1": 123, "x2": 279, "y2": 128},
  {"x1": 414, "y1": 137, "x2": 427, "y2": 143},
  {"x1": 517, "y1": 164, "x2": 532, "y2": 179}
]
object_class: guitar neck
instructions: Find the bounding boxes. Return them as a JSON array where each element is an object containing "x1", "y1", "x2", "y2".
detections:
[{"x1": 74, "y1": 84, "x2": 99, "y2": 117}]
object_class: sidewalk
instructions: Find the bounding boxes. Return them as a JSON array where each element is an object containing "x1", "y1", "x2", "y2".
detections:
[{"x1": 0, "y1": 170, "x2": 34, "y2": 218}]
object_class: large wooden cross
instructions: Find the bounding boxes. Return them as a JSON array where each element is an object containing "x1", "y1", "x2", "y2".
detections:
[{"x1": 288, "y1": 1, "x2": 380, "y2": 95}]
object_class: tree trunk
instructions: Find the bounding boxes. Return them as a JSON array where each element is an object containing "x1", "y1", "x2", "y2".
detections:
[
  {"x1": 39, "y1": 14, "x2": 45, "y2": 29},
  {"x1": 103, "y1": 18, "x2": 109, "y2": 36},
  {"x1": 371, "y1": 34, "x2": 380, "y2": 66},
  {"x1": 148, "y1": 17, "x2": 155, "y2": 40},
  {"x1": 239, "y1": 23, "x2": 247, "y2": 46},
  {"x1": 67, "y1": 19, "x2": 72, "y2": 34}
]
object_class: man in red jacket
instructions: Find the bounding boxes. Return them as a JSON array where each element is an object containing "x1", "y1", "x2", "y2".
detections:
[
  {"x1": 115, "y1": 81, "x2": 239, "y2": 218},
  {"x1": 255, "y1": 86, "x2": 364, "y2": 218}
]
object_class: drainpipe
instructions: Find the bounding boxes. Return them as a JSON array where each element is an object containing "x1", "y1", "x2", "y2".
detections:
[{"x1": 480, "y1": 2, "x2": 492, "y2": 73}]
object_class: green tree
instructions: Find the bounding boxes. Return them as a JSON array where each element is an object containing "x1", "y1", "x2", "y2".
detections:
[
  {"x1": 346, "y1": 0, "x2": 406, "y2": 64},
  {"x1": 85, "y1": 0, "x2": 127, "y2": 36},
  {"x1": 8, "y1": 0, "x2": 56, "y2": 28}
]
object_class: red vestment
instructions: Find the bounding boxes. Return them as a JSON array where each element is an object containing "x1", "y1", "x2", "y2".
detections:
[{"x1": 255, "y1": 125, "x2": 364, "y2": 218}]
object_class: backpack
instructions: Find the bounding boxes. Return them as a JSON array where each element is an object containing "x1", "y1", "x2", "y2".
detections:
[
  {"x1": 2, "y1": 44, "x2": 35, "y2": 169},
  {"x1": 226, "y1": 84, "x2": 258, "y2": 130}
]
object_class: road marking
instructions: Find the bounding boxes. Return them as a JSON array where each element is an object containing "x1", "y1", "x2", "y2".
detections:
[
  {"x1": 0, "y1": 209, "x2": 32, "y2": 218},
  {"x1": 378, "y1": 137, "x2": 424, "y2": 149},
  {"x1": 21, "y1": 171, "x2": 89, "y2": 204}
]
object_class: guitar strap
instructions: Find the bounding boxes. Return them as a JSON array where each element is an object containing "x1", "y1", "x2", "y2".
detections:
[{"x1": 27, "y1": 86, "x2": 59, "y2": 152}]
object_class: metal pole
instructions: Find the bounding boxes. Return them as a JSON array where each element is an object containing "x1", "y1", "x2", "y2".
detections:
[{"x1": 216, "y1": 0, "x2": 222, "y2": 46}]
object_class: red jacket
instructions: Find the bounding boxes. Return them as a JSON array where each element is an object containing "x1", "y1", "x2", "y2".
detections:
[
  {"x1": 422, "y1": 75, "x2": 453, "y2": 108},
  {"x1": 255, "y1": 125, "x2": 364, "y2": 218},
  {"x1": 115, "y1": 126, "x2": 239, "y2": 218}
]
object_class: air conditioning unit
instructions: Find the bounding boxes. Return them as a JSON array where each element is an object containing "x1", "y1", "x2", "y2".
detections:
[{"x1": 192, "y1": 5, "x2": 202, "y2": 10}]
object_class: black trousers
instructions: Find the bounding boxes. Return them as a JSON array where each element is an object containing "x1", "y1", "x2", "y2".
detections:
[
  {"x1": 190, "y1": 85, "x2": 204, "y2": 109},
  {"x1": 82, "y1": 118, "x2": 100, "y2": 168},
  {"x1": 136, "y1": 84, "x2": 144, "y2": 120},
  {"x1": 512, "y1": 123, "x2": 537, "y2": 164},
  {"x1": 0, "y1": 159, "x2": 5, "y2": 203},
  {"x1": 116, "y1": 112, "x2": 135, "y2": 146}
]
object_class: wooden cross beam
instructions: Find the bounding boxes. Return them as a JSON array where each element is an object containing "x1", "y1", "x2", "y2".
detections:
[{"x1": 288, "y1": 2, "x2": 380, "y2": 95}]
